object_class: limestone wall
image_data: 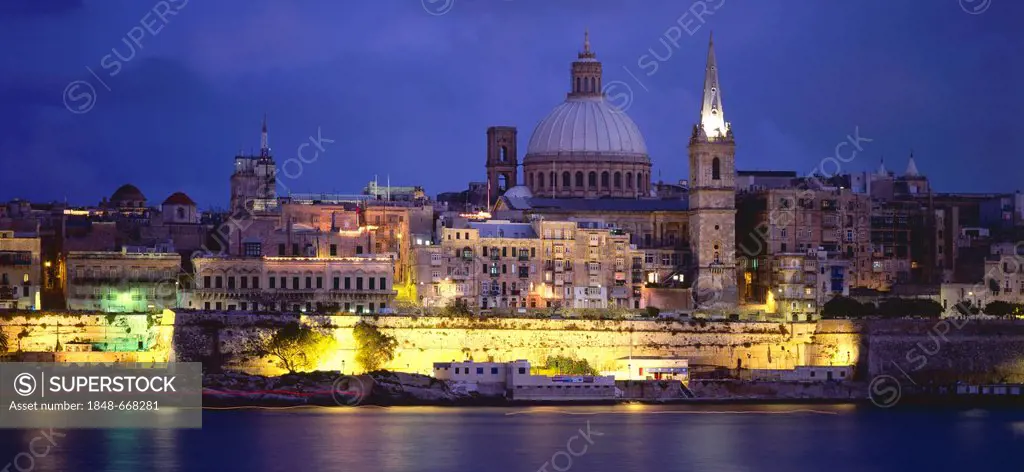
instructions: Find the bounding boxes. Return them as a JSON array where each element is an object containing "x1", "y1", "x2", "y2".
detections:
[{"x1": 5, "y1": 311, "x2": 1024, "y2": 384}]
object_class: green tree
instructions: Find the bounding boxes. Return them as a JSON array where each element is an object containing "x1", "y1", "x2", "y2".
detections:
[
  {"x1": 821, "y1": 296, "x2": 867, "y2": 318},
  {"x1": 542, "y1": 355, "x2": 598, "y2": 376},
  {"x1": 439, "y1": 300, "x2": 474, "y2": 318},
  {"x1": 256, "y1": 323, "x2": 337, "y2": 373},
  {"x1": 353, "y1": 321, "x2": 398, "y2": 372},
  {"x1": 984, "y1": 301, "x2": 1023, "y2": 318}
]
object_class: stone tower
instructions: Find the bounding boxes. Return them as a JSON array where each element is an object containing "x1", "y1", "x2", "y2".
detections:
[
  {"x1": 230, "y1": 115, "x2": 278, "y2": 212},
  {"x1": 688, "y1": 33, "x2": 738, "y2": 309},
  {"x1": 486, "y1": 126, "x2": 518, "y2": 198}
]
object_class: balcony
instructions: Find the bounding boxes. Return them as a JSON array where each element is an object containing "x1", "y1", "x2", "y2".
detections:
[{"x1": 518, "y1": 253, "x2": 530, "y2": 262}]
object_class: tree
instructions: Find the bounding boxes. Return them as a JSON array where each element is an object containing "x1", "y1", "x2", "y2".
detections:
[
  {"x1": 541, "y1": 355, "x2": 598, "y2": 376},
  {"x1": 353, "y1": 321, "x2": 398, "y2": 372},
  {"x1": 821, "y1": 296, "x2": 868, "y2": 318},
  {"x1": 439, "y1": 300, "x2": 474, "y2": 318},
  {"x1": 984, "y1": 301, "x2": 1024, "y2": 318},
  {"x1": 0, "y1": 329, "x2": 8, "y2": 355},
  {"x1": 877, "y1": 298, "x2": 943, "y2": 319},
  {"x1": 256, "y1": 323, "x2": 337, "y2": 373}
]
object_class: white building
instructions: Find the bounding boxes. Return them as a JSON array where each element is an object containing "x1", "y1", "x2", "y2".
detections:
[{"x1": 433, "y1": 359, "x2": 616, "y2": 400}]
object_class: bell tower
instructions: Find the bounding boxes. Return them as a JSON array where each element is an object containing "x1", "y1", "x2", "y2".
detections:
[
  {"x1": 688, "y1": 33, "x2": 737, "y2": 309},
  {"x1": 486, "y1": 126, "x2": 518, "y2": 199}
]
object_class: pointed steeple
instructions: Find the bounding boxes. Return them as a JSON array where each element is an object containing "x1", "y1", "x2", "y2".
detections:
[
  {"x1": 581, "y1": 29, "x2": 594, "y2": 59},
  {"x1": 260, "y1": 114, "x2": 270, "y2": 159},
  {"x1": 699, "y1": 31, "x2": 728, "y2": 139},
  {"x1": 905, "y1": 150, "x2": 919, "y2": 176},
  {"x1": 877, "y1": 157, "x2": 888, "y2": 176}
]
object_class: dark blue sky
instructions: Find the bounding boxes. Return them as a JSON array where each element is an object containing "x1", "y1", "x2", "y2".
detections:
[{"x1": 1, "y1": 0, "x2": 1020, "y2": 209}]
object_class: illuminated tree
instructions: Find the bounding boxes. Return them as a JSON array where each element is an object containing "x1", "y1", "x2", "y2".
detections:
[
  {"x1": 256, "y1": 323, "x2": 337, "y2": 373},
  {"x1": 353, "y1": 321, "x2": 398, "y2": 372},
  {"x1": 542, "y1": 355, "x2": 598, "y2": 376},
  {"x1": 0, "y1": 329, "x2": 8, "y2": 354}
]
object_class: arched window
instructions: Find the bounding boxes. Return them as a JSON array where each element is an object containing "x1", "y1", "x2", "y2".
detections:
[
  {"x1": 613, "y1": 172, "x2": 622, "y2": 189},
  {"x1": 549, "y1": 172, "x2": 556, "y2": 190},
  {"x1": 637, "y1": 172, "x2": 643, "y2": 191},
  {"x1": 498, "y1": 175, "x2": 508, "y2": 192},
  {"x1": 537, "y1": 172, "x2": 545, "y2": 189},
  {"x1": 601, "y1": 171, "x2": 609, "y2": 189},
  {"x1": 500, "y1": 146, "x2": 508, "y2": 162},
  {"x1": 588, "y1": 172, "x2": 597, "y2": 188},
  {"x1": 626, "y1": 172, "x2": 633, "y2": 188},
  {"x1": 562, "y1": 172, "x2": 571, "y2": 188},
  {"x1": 575, "y1": 77, "x2": 581, "y2": 93},
  {"x1": 176, "y1": 207, "x2": 185, "y2": 219},
  {"x1": 528, "y1": 173, "x2": 534, "y2": 188},
  {"x1": 712, "y1": 157, "x2": 721, "y2": 180},
  {"x1": 575, "y1": 171, "x2": 584, "y2": 188}
]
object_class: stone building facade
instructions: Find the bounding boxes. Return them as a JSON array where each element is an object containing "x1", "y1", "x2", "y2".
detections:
[
  {"x1": 0, "y1": 231, "x2": 42, "y2": 310},
  {"x1": 65, "y1": 247, "x2": 181, "y2": 312},
  {"x1": 187, "y1": 255, "x2": 395, "y2": 314},
  {"x1": 415, "y1": 219, "x2": 639, "y2": 310}
]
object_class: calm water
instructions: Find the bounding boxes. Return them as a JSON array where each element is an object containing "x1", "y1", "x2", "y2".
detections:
[{"x1": 2, "y1": 404, "x2": 1023, "y2": 471}]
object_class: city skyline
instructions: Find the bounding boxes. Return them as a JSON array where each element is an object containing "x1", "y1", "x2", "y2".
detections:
[{"x1": 1, "y1": 0, "x2": 1021, "y2": 208}]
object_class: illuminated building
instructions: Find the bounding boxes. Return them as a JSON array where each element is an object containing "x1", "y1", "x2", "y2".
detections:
[
  {"x1": 187, "y1": 255, "x2": 395, "y2": 313},
  {"x1": 229, "y1": 116, "x2": 278, "y2": 213},
  {"x1": 65, "y1": 246, "x2": 181, "y2": 312},
  {"x1": 416, "y1": 218, "x2": 641, "y2": 310},
  {"x1": 0, "y1": 230, "x2": 42, "y2": 310}
]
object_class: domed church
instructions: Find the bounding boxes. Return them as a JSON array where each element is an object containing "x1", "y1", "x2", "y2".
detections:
[
  {"x1": 521, "y1": 31, "x2": 652, "y2": 199},
  {"x1": 491, "y1": 32, "x2": 739, "y2": 309}
]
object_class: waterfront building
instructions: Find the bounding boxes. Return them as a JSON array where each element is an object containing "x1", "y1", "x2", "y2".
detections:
[
  {"x1": 611, "y1": 356, "x2": 690, "y2": 382},
  {"x1": 980, "y1": 242, "x2": 1024, "y2": 305},
  {"x1": 736, "y1": 187, "x2": 870, "y2": 311},
  {"x1": 0, "y1": 230, "x2": 42, "y2": 310},
  {"x1": 433, "y1": 359, "x2": 616, "y2": 401},
  {"x1": 415, "y1": 218, "x2": 639, "y2": 310},
  {"x1": 187, "y1": 254, "x2": 395, "y2": 313},
  {"x1": 65, "y1": 245, "x2": 181, "y2": 312}
]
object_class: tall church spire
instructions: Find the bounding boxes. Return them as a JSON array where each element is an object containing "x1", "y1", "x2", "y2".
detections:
[
  {"x1": 905, "y1": 150, "x2": 919, "y2": 176},
  {"x1": 699, "y1": 32, "x2": 728, "y2": 139},
  {"x1": 260, "y1": 114, "x2": 270, "y2": 159}
]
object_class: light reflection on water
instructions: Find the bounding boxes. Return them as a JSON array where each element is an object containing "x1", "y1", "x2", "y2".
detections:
[{"x1": 0, "y1": 404, "x2": 1021, "y2": 472}]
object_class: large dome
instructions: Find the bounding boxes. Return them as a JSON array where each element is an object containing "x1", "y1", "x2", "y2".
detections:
[{"x1": 525, "y1": 96, "x2": 648, "y2": 161}]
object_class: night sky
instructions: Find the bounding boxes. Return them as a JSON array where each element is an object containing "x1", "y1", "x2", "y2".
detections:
[{"x1": 1, "y1": 0, "x2": 1020, "y2": 209}]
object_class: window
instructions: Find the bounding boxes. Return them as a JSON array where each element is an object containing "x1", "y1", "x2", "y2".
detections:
[
  {"x1": 562, "y1": 172, "x2": 571, "y2": 188},
  {"x1": 369, "y1": 277, "x2": 376, "y2": 290},
  {"x1": 330, "y1": 244, "x2": 337, "y2": 256},
  {"x1": 244, "y1": 242, "x2": 262, "y2": 257},
  {"x1": 316, "y1": 277, "x2": 323, "y2": 289},
  {"x1": 292, "y1": 277, "x2": 299, "y2": 290},
  {"x1": 380, "y1": 277, "x2": 387, "y2": 290},
  {"x1": 203, "y1": 276, "x2": 211, "y2": 288},
  {"x1": 356, "y1": 245, "x2": 364, "y2": 255},
  {"x1": 356, "y1": 277, "x2": 363, "y2": 290},
  {"x1": 626, "y1": 172, "x2": 633, "y2": 188},
  {"x1": 476, "y1": 367, "x2": 484, "y2": 374},
  {"x1": 278, "y1": 243, "x2": 286, "y2": 256},
  {"x1": 601, "y1": 171, "x2": 609, "y2": 188},
  {"x1": 292, "y1": 243, "x2": 299, "y2": 256},
  {"x1": 538, "y1": 172, "x2": 545, "y2": 189},
  {"x1": 518, "y1": 367, "x2": 526, "y2": 374},
  {"x1": 253, "y1": 277, "x2": 260, "y2": 289},
  {"x1": 215, "y1": 276, "x2": 223, "y2": 289},
  {"x1": 491, "y1": 367, "x2": 498, "y2": 374},
  {"x1": 240, "y1": 277, "x2": 248, "y2": 289},
  {"x1": 227, "y1": 277, "x2": 236, "y2": 289},
  {"x1": 588, "y1": 172, "x2": 597, "y2": 188},
  {"x1": 269, "y1": 277, "x2": 276, "y2": 289},
  {"x1": 575, "y1": 171, "x2": 584, "y2": 188},
  {"x1": 614, "y1": 172, "x2": 621, "y2": 188}
]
